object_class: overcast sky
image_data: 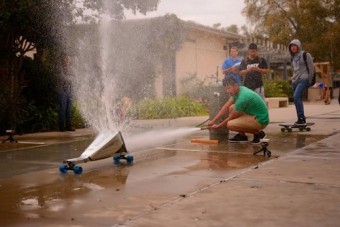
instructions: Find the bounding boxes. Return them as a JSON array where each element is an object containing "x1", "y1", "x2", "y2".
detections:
[{"x1": 125, "y1": 0, "x2": 247, "y2": 28}]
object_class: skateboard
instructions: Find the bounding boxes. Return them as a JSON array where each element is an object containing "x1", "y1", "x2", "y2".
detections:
[
  {"x1": 59, "y1": 131, "x2": 133, "y2": 174},
  {"x1": 279, "y1": 122, "x2": 315, "y2": 132}
]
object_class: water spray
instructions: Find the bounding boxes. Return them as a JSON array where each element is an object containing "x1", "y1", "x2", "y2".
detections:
[{"x1": 200, "y1": 126, "x2": 209, "y2": 130}]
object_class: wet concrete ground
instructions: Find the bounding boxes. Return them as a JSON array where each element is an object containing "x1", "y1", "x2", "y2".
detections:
[{"x1": 0, "y1": 102, "x2": 339, "y2": 226}]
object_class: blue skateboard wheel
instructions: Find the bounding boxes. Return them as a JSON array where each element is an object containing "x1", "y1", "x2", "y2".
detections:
[
  {"x1": 59, "y1": 164, "x2": 68, "y2": 173},
  {"x1": 126, "y1": 156, "x2": 134, "y2": 164},
  {"x1": 113, "y1": 156, "x2": 121, "y2": 164},
  {"x1": 73, "y1": 166, "x2": 83, "y2": 174}
]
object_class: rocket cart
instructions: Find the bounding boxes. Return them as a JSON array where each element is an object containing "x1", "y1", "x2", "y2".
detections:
[{"x1": 59, "y1": 131, "x2": 133, "y2": 174}]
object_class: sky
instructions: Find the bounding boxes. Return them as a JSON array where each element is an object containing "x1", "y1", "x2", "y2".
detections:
[{"x1": 125, "y1": 0, "x2": 247, "y2": 29}]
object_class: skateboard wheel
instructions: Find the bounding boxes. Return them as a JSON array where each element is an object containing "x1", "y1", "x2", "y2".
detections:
[
  {"x1": 126, "y1": 156, "x2": 134, "y2": 164},
  {"x1": 281, "y1": 128, "x2": 285, "y2": 132},
  {"x1": 267, "y1": 151, "x2": 271, "y2": 156},
  {"x1": 59, "y1": 164, "x2": 68, "y2": 173},
  {"x1": 113, "y1": 156, "x2": 121, "y2": 164},
  {"x1": 306, "y1": 127, "x2": 311, "y2": 131},
  {"x1": 299, "y1": 127, "x2": 303, "y2": 131},
  {"x1": 73, "y1": 166, "x2": 83, "y2": 174},
  {"x1": 288, "y1": 128, "x2": 292, "y2": 132}
]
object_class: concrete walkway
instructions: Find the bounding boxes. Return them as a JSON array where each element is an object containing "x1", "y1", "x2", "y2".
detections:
[
  {"x1": 124, "y1": 101, "x2": 340, "y2": 227},
  {"x1": 0, "y1": 100, "x2": 339, "y2": 227}
]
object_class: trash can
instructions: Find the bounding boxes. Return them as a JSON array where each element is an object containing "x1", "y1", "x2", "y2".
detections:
[{"x1": 209, "y1": 82, "x2": 229, "y2": 140}]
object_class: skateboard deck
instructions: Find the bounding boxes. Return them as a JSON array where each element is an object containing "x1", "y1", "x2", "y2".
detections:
[{"x1": 279, "y1": 122, "x2": 315, "y2": 132}]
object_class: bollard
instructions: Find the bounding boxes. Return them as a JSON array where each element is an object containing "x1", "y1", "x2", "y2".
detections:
[{"x1": 209, "y1": 82, "x2": 229, "y2": 140}]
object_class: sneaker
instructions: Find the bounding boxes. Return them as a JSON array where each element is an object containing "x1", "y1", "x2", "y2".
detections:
[
  {"x1": 228, "y1": 134, "x2": 248, "y2": 143},
  {"x1": 251, "y1": 131, "x2": 267, "y2": 145},
  {"x1": 294, "y1": 118, "x2": 306, "y2": 125}
]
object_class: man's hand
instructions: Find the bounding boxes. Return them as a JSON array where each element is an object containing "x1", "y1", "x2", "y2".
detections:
[
  {"x1": 207, "y1": 120, "x2": 215, "y2": 126},
  {"x1": 209, "y1": 124, "x2": 221, "y2": 130},
  {"x1": 253, "y1": 66, "x2": 260, "y2": 72},
  {"x1": 230, "y1": 66, "x2": 238, "y2": 74}
]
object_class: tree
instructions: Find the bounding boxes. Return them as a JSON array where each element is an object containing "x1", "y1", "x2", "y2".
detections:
[
  {"x1": 212, "y1": 23, "x2": 240, "y2": 34},
  {"x1": 0, "y1": 0, "x2": 160, "y2": 130},
  {"x1": 223, "y1": 24, "x2": 239, "y2": 34},
  {"x1": 242, "y1": 0, "x2": 340, "y2": 71},
  {"x1": 82, "y1": 0, "x2": 159, "y2": 20},
  {"x1": 212, "y1": 23, "x2": 222, "y2": 29}
]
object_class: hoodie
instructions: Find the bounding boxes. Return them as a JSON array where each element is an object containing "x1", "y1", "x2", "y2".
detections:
[{"x1": 288, "y1": 39, "x2": 314, "y2": 84}]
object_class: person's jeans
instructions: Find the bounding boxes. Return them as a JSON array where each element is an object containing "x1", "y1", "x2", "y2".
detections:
[
  {"x1": 57, "y1": 91, "x2": 73, "y2": 123},
  {"x1": 292, "y1": 80, "x2": 310, "y2": 119},
  {"x1": 254, "y1": 86, "x2": 266, "y2": 102}
]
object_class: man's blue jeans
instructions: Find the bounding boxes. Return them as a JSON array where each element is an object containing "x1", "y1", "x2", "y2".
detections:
[
  {"x1": 292, "y1": 80, "x2": 310, "y2": 120},
  {"x1": 57, "y1": 91, "x2": 73, "y2": 123}
]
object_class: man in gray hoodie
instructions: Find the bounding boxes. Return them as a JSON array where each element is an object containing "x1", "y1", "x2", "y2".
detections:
[{"x1": 288, "y1": 39, "x2": 314, "y2": 125}]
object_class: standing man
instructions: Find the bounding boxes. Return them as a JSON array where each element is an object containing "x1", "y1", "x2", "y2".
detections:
[
  {"x1": 239, "y1": 43, "x2": 268, "y2": 101},
  {"x1": 208, "y1": 77, "x2": 269, "y2": 144},
  {"x1": 222, "y1": 46, "x2": 242, "y2": 86},
  {"x1": 56, "y1": 54, "x2": 75, "y2": 132},
  {"x1": 288, "y1": 39, "x2": 314, "y2": 124}
]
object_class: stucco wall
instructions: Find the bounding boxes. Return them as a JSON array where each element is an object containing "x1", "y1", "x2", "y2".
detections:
[{"x1": 175, "y1": 29, "x2": 228, "y2": 96}]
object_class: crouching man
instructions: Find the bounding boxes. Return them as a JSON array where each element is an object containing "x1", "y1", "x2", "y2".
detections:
[{"x1": 208, "y1": 77, "x2": 269, "y2": 144}]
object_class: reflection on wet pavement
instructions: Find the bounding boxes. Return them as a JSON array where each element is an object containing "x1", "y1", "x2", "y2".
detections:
[{"x1": 0, "y1": 129, "x2": 329, "y2": 226}]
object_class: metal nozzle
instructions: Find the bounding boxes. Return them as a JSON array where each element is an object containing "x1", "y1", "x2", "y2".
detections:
[{"x1": 213, "y1": 92, "x2": 220, "y2": 97}]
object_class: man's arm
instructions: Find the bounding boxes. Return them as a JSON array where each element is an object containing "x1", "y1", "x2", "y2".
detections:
[
  {"x1": 207, "y1": 98, "x2": 234, "y2": 126},
  {"x1": 222, "y1": 59, "x2": 237, "y2": 74},
  {"x1": 238, "y1": 59, "x2": 248, "y2": 76},
  {"x1": 222, "y1": 67, "x2": 239, "y2": 74},
  {"x1": 211, "y1": 107, "x2": 241, "y2": 129},
  {"x1": 239, "y1": 68, "x2": 250, "y2": 76},
  {"x1": 253, "y1": 67, "x2": 268, "y2": 74}
]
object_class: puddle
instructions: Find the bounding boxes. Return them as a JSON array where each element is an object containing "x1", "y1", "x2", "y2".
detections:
[{"x1": 0, "y1": 129, "x2": 332, "y2": 227}]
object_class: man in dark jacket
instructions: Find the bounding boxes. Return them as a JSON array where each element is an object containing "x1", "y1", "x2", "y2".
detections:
[{"x1": 239, "y1": 43, "x2": 268, "y2": 102}]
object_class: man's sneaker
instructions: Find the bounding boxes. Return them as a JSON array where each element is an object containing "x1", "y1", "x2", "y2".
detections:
[
  {"x1": 228, "y1": 134, "x2": 248, "y2": 143},
  {"x1": 294, "y1": 118, "x2": 306, "y2": 125},
  {"x1": 251, "y1": 131, "x2": 267, "y2": 145}
]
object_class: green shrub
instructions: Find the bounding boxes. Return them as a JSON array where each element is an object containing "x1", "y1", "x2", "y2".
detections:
[
  {"x1": 0, "y1": 68, "x2": 29, "y2": 134},
  {"x1": 15, "y1": 57, "x2": 86, "y2": 133},
  {"x1": 130, "y1": 96, "x2": 209, "y2": 119},
  {"x1": 71, "y1": 102, "x2": 86, "y2": 128},
  {"x1": 180, "y1": 72, "x2": 210, "y2": 106},
  {"x1": 264, "y1": 78, "x2": 292, "y2": 98},
  {"x1": 18, "y1": 104, "x2": 58, "y2": 132}
]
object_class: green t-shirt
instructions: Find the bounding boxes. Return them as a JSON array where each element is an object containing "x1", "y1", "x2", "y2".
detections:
[{"x1": 231, "y1": 86, "x2": 269, "y2": 126}]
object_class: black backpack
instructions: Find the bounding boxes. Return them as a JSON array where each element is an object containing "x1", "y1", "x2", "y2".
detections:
[
  {"x1": 302, "y1": 52, "x2": 316, "y2": 86},
  {"x1": 291, "y1": 51, "x2": 316, "y2": 86}
]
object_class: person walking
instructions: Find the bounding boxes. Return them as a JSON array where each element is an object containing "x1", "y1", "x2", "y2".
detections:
[
  {"x1": 56, "y1": 54, "x2": 75, "y2": 132},
  {"x1": 221, "y1": 46, "x2": 242, "y2": 86},
  {"x1": 207, "y1": 77, "x2": 269, "y2": 144},
  {"x1": 288, "y1": 39, "x2": 314, "y2": 124},
  {"x1": 239, "y1": 43, "x2": 268, "y2": 102}
]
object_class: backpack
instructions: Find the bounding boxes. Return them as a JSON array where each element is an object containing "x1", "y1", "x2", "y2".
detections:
[
  {"x1": 291, "y1": 52, "x2": 316, "y2": 86},
  {"x1": 301, "y1": 52, "x2": 316, "y2": 86}
]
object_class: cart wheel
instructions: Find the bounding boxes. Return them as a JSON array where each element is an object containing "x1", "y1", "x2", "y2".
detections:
[
  {"x1": 288, "y1": 128, "x2": 292, "y2": 132},
  {"x1": 281, "y1": 128, "x2": 285, "y2": 132},
  {"x1": 113, "y1": 156, "x2": 121, "y2": 164},
  {"x1": 126, "y1": 156, "x2": 134, "y2": 164},
  {"x1": 299, "y1": 127, "x2": 303, "y2": 131},
  {"x1": 59, "y1": 164, "x2": 68, "y2": 173},
  {"x1": 306, "y1": 127, "x2": 311, "y2": 131},
  {"x1": 73, "y1": 166, "x2": 83, "y2": 174}
]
